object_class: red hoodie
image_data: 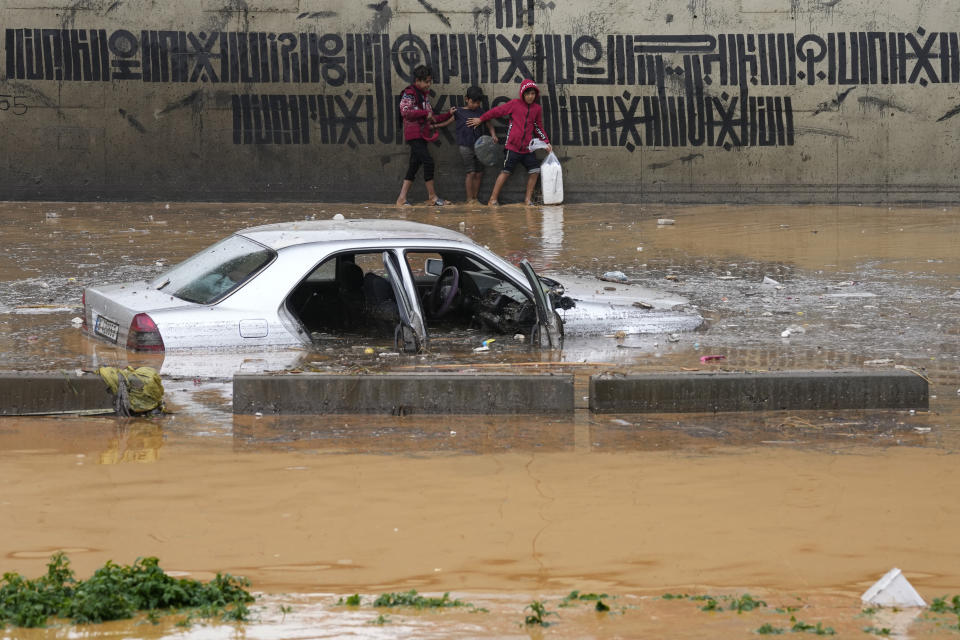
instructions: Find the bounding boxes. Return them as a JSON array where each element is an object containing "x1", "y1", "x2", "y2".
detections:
[
  {"x1": 398, "y1": 84, "x2": 452, "y2": 142},
  {"x1": 477, "y1": 79, "x2": 550, "y2": 153}
]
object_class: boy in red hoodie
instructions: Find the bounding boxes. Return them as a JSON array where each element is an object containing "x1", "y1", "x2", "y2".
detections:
[
  {"x1": 466, "y1": 79, "x2": 552, "y2": 206},
  {"x1": 395, "y1": 65, "x2": 454, "y2": 206}
]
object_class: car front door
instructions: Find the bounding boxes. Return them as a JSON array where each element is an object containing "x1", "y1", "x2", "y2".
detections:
[
  {"x1": 520, "y1": 259, "x2": 562, "y2": 349},
  {"x1": 382, "y1": 250, "x2": 427, "y2": 352}
]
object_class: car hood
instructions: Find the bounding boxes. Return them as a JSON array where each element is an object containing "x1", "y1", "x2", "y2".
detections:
[
  {"x1": 545, "y1": 274, "x2": 703, "y2": 336},
  {"x1": 546, "y1": 274, "x2": 692, "y2": 310}
]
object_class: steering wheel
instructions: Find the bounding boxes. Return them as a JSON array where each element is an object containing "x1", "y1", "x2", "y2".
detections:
[{"x1": 429, "y1": 266, "x2": 460, "y2": 318}]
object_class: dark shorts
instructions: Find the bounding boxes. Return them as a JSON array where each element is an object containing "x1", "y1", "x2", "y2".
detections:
[
  {"x1": 501, "y1": 150, "x2": 541, "y2": 174},
  {"x1": 458, "y1": 145, "x2": 483, "y2": 174}
]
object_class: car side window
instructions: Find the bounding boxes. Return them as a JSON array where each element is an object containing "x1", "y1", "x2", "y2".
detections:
[{"x1": 304, "y1": 259, "x2": 336, "y2": 282}]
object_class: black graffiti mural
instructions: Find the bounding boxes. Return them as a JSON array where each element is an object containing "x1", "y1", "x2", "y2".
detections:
[{"x1": 4, "y1": 25, "x2": 959, "y2": 149}]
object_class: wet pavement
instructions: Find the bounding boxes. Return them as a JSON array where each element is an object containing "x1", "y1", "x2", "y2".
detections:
[{"x1": 1, "y1": 201, "x2": 959, "y2": 638}]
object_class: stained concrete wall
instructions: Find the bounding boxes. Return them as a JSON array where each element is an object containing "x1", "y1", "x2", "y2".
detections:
[{"x1": 2, "y1": 0, "x2": 959, "y2": 204}]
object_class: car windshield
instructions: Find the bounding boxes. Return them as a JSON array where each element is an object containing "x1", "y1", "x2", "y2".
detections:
[{"x1": 151, "y1": 235, "x2": 275, "y2": 305}]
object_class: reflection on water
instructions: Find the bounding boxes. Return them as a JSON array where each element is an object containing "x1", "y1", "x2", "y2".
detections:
[{"x1": 98, "y1": 423, "x2": 164, "y2": 464}]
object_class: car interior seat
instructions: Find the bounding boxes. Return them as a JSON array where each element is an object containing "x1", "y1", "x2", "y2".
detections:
[
  {"x1": 337, "y1": 261, "x2": 365, "y2": 327},
  {"x1": 362, "y1": 271, "x2": 400, "y2": 329}
]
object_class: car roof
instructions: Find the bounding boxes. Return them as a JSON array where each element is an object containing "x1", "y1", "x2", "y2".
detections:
[{"x1": 237, "y1": 219, "x2": 476, "y2": 251}]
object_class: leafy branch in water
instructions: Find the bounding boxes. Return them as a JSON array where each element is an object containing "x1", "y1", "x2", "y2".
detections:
[
  {"x1": 373, "y1": 590, "x2": 470, "y2": 609},
  {"x1": 524, "y1": 600, "x2": 556, "y2": 626},
  {"x1": 0, "y1": 553, "x2": 254, "y2": 629}
]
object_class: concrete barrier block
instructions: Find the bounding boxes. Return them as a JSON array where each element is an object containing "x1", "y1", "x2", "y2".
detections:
[
  {"x1": 233, "y1": 372, "x2": 575, "y2": 415},
  {"x1": 0, "y1": 372, "x2": 114, "y2": 415},
  {"x1": 589, "y1": 370, "x2": 929, "y2": 413}
]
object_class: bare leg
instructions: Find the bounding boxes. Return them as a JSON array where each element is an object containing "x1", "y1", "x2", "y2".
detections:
[
  {"x1": 425, "y1": 179, "x2": 439, "y2": 202},
  {"x1": 469, "y1": 172, "x2": 482, "y2": 201},
  {"x1": 396, "y1": 179, "x2": 413, "y2": 206},
  {"x1": 488, "y1": 172, "x2": 510, "y2": 205},
  {"x1": 464, "y1": 173, "x2": 475, "y2": 202},
  {"x1": 524, "y1": 172, "x2": 539, "y2": 205}
]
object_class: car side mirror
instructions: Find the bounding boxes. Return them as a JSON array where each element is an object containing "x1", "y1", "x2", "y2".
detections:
[{"x1": 424, "y1": 258, "x2": 443, "y2": 276}]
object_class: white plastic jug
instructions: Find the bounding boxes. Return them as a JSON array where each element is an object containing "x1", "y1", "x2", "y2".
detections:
[{"x1": 540, "y1": 151, "x2": 563, "y2": 204}]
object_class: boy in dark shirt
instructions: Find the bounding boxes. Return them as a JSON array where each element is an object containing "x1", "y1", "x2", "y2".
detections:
[{"x1": 453, "y1": 86, "x2": 498, "y2": 204}]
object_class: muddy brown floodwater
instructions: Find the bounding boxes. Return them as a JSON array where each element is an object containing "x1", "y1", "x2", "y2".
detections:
[{"x1": 1, "y1": 201, "x2": 959, "y2": 639}]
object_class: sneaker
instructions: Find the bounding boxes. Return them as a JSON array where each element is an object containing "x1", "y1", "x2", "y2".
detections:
[{"x1": 433, "y1": 198, "x2": 447, "y2": 206}]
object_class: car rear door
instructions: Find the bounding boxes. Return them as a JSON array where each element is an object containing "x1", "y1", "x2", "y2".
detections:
[
  {"x1": 382, "y1": 250, "x2": 427, "y2": 352},
  {"x1": 520, "y1": 259, "x2": 562, "y2": 349}
]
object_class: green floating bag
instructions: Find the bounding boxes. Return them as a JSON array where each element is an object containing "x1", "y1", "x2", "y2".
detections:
[{"x1": 97, "y1": 366, "x2": 165, "y2": 415}]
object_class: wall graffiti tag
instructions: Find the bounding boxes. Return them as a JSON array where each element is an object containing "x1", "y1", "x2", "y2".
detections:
[
  {"x1": 4, "y1": 25, "x2": 959, "y2": 149},
  {"x1": 0, "y1": 94, "x2": 28, "y2": 115}
]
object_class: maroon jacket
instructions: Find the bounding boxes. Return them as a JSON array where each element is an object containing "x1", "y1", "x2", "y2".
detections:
[
  {"x1": 476, "y1": 79, "x2": 550, "y2": 153},
  {"x1": 399, "y1": 84, "x2": 452, "y2": 142}
]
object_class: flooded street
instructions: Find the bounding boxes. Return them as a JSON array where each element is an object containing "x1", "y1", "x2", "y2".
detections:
[{"x1": 1, "y1": 201, "x2": 959, "y2": 638}]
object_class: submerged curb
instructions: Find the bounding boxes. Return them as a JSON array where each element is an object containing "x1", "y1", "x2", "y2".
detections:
[
  {"x1": 0, "y1": 372, "x2": 113, "y2": 415},
  {"x1": 589, "y1": 370, "x2": 929, "y2": 413},
  {"x1": 233, "y1": 372, "x2": 576, "y2": 415}
]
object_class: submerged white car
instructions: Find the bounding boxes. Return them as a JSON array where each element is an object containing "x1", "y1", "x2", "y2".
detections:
[{"x1": 82, "y1": 219, "x2": 702, "y2": 353}]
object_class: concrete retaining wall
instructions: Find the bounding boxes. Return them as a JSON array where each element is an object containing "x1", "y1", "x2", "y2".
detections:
[
  {"x1": 0, "y1": 372, "x2": 114, "y2": 415},
  {"x1": 589, "y1": 370, "x2": 929, "y2": 413},
  {"x1": 233, "y1": 372, "x2": 575, "y2": 414},
  {"x1": 2, "y1": 0, "x2": 959, "y2": 204}
]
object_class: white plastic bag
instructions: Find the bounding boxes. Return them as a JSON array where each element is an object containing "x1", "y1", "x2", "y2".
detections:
[
  {"x1": 528, "y1": 138, "x2": 550, "y2": 151},
  {"x1": 540, "y1": 151, "x2": 563, "y2": 204}
]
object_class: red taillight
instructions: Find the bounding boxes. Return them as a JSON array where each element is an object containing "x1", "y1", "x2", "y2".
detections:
[{"x1": 127, "y1": 313, "x2": 165, "y2": 352}]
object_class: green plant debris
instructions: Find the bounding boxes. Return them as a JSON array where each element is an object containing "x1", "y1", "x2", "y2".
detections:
[
  {"x1": 790, "y1": 616, "x2": 836, "y2": 635},
  {"x1": 756, "y1": 623, "x2": 786, "y2": 634},
  {"x1": 777, "y1": 606, "x2": 801, "y2": 614},
  {"x1": 559, "y1": 590, "x2": 611, "y2": 607},
  {"x1": 595, "y1": 600, "x2": 610, "y2": 612},
  {"x1": 663, "y1": 593, "x2": 767, "y2": 614},
  {"x1": 367, "y1": 614, "x2": 391, "y2": 625},
  {"x1": 860, "y1": 607, "x2": 878, "y2": 616},
  {"x1": 373, "y1": 590, "x2": 469, "y2": 609},
  {"x1": 729, "y1": 594, "x2": 768, "y2": 613},
  {"x1": 0, "y1": 553, "x2": 254, "y2": 629},
  {"x1": 337, "y1": 594, "x2": 361, "y2": 606},
  {"x1": 524, "y1": 600, "x2": 556, "y2": 627},
  {"x1": 278, "y1": 604, "x2": 292, "y2": 622},
  {"x1": 863, "y1": 626, "x2": 892, "y2": 636},
  {"x1": 931, "y1": 596, "x2": 960, "y2": 615}
]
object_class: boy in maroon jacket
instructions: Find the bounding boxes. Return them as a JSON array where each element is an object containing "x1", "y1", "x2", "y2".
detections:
[
  {"x1": 395, "y1": 65, "x2": 454, "y2": 206},
  {"x1": 466, "y1": 79, "x2": 552, "y2": 206}
]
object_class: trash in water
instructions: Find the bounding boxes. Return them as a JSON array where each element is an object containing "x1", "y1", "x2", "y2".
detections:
[
  {"x1": 632, "y1": 301, "x2": 654, "y2": 309},
  {"x1": 332, "y1": 213, "x2": 345, "y2": 220},
  {"x1": 700, "y1": 355, "x2": 725, "y2": 362},
  {"x1": 657, "y1": 218, "x2": 675, "y2": 225},
  {"x1": 601, "y1": 270, "x2": 628, "y2": 283},
  {"x1": 513, "y1": 333, "x2": 525, "y2": 342},
  {"x1": 667, "y1": 333, "x2": 680, "y2": 342},
  {"x1": 70, "y1": 317, "x2": 83, "y2": 327},
  {"x1": 780, "y1": 324, "x2": 806, "y2": 338},
  {"x1": 762, "y1": 275, "x2": 781, "y2": 286},
  {"x1": 864, "y1": 358, "x2": 895, "y2": 366},
  {"x1": 861, "y1": 568, "x2": 926, "y2": 607},
  {"x1": 458, "y1": 221, "x2": 466, "y2": 232},
  {"x1": 473, "y1": 338, "x2": 495, "y2": 352}
]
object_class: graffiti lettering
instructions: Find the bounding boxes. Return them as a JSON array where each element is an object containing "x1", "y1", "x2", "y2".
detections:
[
  {"x1": 0, "y1": 95, "x2": 28, "y2": 115},
  {"x1": 7, "y1": 27, "x2": 960, "y2": 89},
  {"x1": 4, "y1": 25, "x2": 957, "y2": 151}
]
